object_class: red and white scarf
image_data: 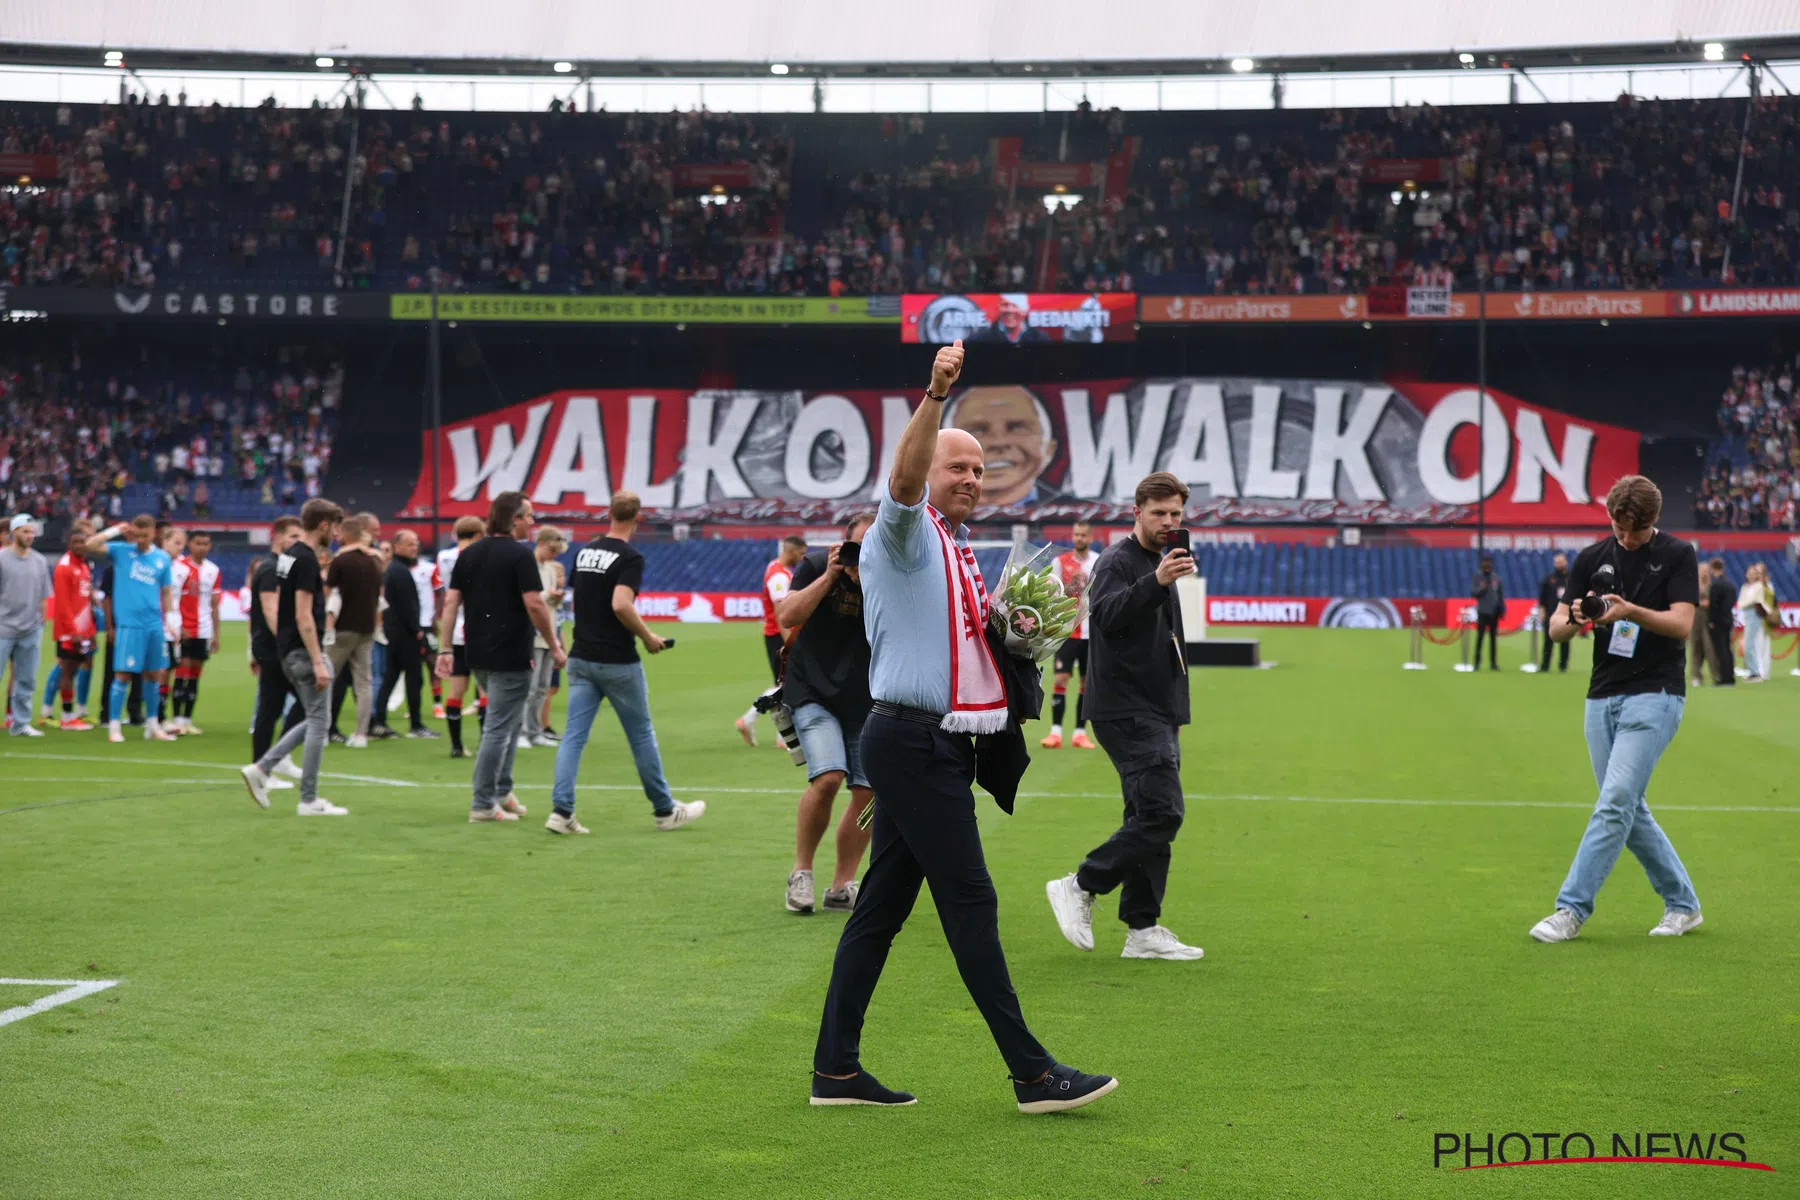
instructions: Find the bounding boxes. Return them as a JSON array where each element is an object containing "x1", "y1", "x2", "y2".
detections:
[{"x1": 928, "y1": 506, "x2": 1009, "y2": 733}]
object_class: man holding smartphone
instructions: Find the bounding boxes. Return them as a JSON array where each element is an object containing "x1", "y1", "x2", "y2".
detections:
[
  {"x1": 1047, "y1": 472, "x2": 1204, "y2": 961},
  {"x1": 1529, "y1": 474, "x2": 1703, "y2": 943},
  {"x1": 545, "y1": 490, "x2": 702, "y2": 835}
]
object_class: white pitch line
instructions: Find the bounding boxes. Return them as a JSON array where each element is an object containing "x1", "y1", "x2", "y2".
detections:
[
  {"x1": 0, "y1": 978, "x2": 119, "y2": 1028},
  {"x1": 502, "y1": 782, "x2": 1800, "y2": 814},
  {"x1": 0, "y1": 752, "x2": 421, "y2": 789},
  {"x1": 5, "y1": 753, "x2": 1795, "y2": 814}
]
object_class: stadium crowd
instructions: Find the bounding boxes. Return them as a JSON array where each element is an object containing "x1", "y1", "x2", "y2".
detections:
[
  {"x1": 7, "y1": 91, "x2": 1799, "y2": 297},
  {"x1": 1697, "y1": 354, "x2": 1800, "y2": 529},
  {"x1": 0, "y1": 349, "x2": 341, "y2": 524}
]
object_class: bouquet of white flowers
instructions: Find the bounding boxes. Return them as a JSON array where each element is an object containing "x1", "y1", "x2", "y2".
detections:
[{"x1": 988, "y1": 543, "x2": 1087, "y2": 662}]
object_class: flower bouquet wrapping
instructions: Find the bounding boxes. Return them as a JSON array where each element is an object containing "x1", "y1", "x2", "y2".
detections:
[{"x1": 989, "y1": 543, "x2": 1088, "y2": 662}]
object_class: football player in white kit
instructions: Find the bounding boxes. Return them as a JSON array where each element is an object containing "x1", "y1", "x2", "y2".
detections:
[{"x1": 167, "y1": 530, "x2": 222, "y2": 734}]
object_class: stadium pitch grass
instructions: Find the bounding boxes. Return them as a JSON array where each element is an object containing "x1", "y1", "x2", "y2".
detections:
[{"x1": 2, "y1": 624, "x2": 1796, "y2": 1199}]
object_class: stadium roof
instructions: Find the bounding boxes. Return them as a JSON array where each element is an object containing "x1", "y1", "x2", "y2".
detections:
[{"x1": 3, "y1": 1, "x2": 1798, "y2": 78}]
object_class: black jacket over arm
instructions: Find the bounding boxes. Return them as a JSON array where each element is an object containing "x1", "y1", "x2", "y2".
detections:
[{"x1": 1085, "y1": 535, "x2": 1190, "y2": 727}]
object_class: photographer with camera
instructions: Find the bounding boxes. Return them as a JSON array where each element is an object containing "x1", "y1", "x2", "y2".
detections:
[
  {"x1": 776, "y1": 513, "x2": 876, "y2": 915},
  {"x1": 1529, "y1": 475, "x2": 1703, "y2": 944},
  {"x1": 1045, "y1": 473, "x2": 1204, "y2": 962}
]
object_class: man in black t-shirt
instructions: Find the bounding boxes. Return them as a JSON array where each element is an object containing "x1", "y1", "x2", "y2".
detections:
[
  {"x1": 435, "y1": 491, "x2": 566, "y2": 822},
  {"x1": 776, "y1": 512, "x2": 874, "y2": 914},
  {"x1": 241, "y1": 498, "x2": 345, "y2": 815},
  {"x1": 248, "y1": 516, "x2": 305, "y2": 769},
  {"x1": 547, "y1": 490, "x2": 702, "y2": 835},
  {"x1": 1530, "y1": 475, "x2": 1703, "y2": 944}
]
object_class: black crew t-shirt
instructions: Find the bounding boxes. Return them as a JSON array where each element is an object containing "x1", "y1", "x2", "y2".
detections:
[
  {"x1": 249, "y1": 560, "x2": 280, "y2": 664},
  {"x1": 570, "y1": 536, "x2": 646, "y2": 664},
  {"x1": 1560, "y1": 531, "x2": 1698, "y2": 699},
  {"x1": 449, "y1": 535, "x2": 542, "y2": 672},
  {"x1": 274, "y1": 540, "x2": 326, "y2": 661},
  {"x1": 782, "y1": 549, "x2": 872, "y2": 722}
]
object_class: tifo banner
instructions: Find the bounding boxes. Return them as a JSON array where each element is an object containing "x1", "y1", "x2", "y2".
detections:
[
  {"x1": 399, "y1": 377, "x2": 1638, "y2": 526},
  {"x1": 388, "y1": 294, "x2": 894, "y2": 324},
  {"x1": 902, "y1": 293, "x2": 1136, "y2": 343}
]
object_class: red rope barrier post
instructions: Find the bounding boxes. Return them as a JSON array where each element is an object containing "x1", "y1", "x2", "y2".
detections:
[
  {"x1": 1404, "y1": 605, "x2": 1428, "y2": 670},
  {"x1": 1773, "y1": 629, "x2": 1800, "y2": 675},
  {"x1": 1520, "y1": 609, "x2": 1541, "y2": 672},
  {"x1": 1453, "y1": 605, "x2": 1477, "y2": 672}
]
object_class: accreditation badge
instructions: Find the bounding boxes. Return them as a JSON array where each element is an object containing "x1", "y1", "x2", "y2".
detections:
[{"x1": 1606, "y1": 619, "x2": 1640, "y2": 658}]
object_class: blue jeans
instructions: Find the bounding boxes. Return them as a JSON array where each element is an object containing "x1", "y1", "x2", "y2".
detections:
[
  {"x1": 551, "y1": 658, "x2": 673, "y2": 816},
  {"x1": 0, "y1": 628, "x2": 41, "y2": 731},
  {"x1": 1555, "y1": 692, "x2": 1700, "y2": 922}
]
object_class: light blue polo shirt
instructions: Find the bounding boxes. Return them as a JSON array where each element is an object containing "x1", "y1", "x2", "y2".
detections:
[{"x1": 861, "y1": 484, "x2": 963, "y2": 714}]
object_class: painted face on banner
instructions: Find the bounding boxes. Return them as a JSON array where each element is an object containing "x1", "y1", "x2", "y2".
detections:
[{"x1": 946, "y1": 386, "x2": 1057, "y2": 507}]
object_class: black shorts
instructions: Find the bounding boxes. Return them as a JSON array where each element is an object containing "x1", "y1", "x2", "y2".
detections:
[
  {"x1": 1054, "y1": 637, "x2": 1089, "y2": 674},
  {"x1": 179, "y1": 637, "x2": 211, "y2": 663},
  {"x1": 764, "y1": 632, "x2": 784, "y2": 683},
  {"x1": 56, "y1": 637, "x2": 94, "y2": 663},
  {"x1": 451, "y1": 645, "x2": 470, "y2": 678}
]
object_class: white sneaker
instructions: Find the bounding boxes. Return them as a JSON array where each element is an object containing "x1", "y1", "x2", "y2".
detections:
[
  {"x1": 1121, "y1": 925, "x2": 1205, "y2": 961},
  {"x1": 296, "y1": 797, "x2": 348, "y2": 816},
  {"x1": 530, "y1": 734, "x2": 557, "y2": 748},
  {"x1": 1046, "y1": 874, "x2": 1095, "y2": 951},
  {"x1": 1649, "y1": 909, "x2": 1703, "y2": 937},
  {"x1": 734, "y1": 714, "x2": 758, "y2": 747},
  {"x1": 1530, "y1": 908, "x2": 1583, "y2": 943},
  {"x1": 515, "y1": 734, "x2": 533, "y2": 750},
  {"x1": 346, "y1": 734, "x2": 368, "y2": 749},
  {"x1": 273, "y1": 755, "x2": 303, "y2": 780},
  {"x1": 12, "y1": 723, "x2": 44, "y2": 738},
  {"x1": 387, "y1": 690, "x2": 404, "y2": 713},
  {"x1": 786, "y1": 868, "x2": 815, "y2": 914},
  {"x1": 38, "y1": 703, "x2": 53, "y2": 722},
  {"x1": 268, "y1": 776, "x2": 295, "y2": 790},
  {"x1": 144, "y1": 719, "x2": 177, "y2": 742},
  {"x1": 469, "y1": 805, "x2": 519, "y2": 822},
  {"x1": 499, "y1": 793, "x2": 527, "y2": 816},
  {"x1": 545, "y1": 812, "x2": 589, "y2": 835},
  {"x1": 240, "y1": 763, "x2": 272, "y2": 809},
  {"x1": 108, "y1": 720, "x2": 125, "y2": 744},
  {"x1": 654, "y1": 799, "x2": 706, "y2": 831}
]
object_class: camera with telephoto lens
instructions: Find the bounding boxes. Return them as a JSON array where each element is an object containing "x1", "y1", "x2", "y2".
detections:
[
  {"x1": 754, "y1": 686, "x2": 807, "y2": 766},
  {"x1": 1577, "y1": 594, "x2": 1612, "y2": 621}
]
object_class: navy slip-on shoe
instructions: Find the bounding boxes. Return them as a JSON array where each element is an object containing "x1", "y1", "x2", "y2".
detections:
[
  {"x1": 1014, "y1": 1063, "x2": 1118, "y2": 1114},
  {"x1": 809, "y1": 1070, "x2": 917, "y2": 1106}
]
